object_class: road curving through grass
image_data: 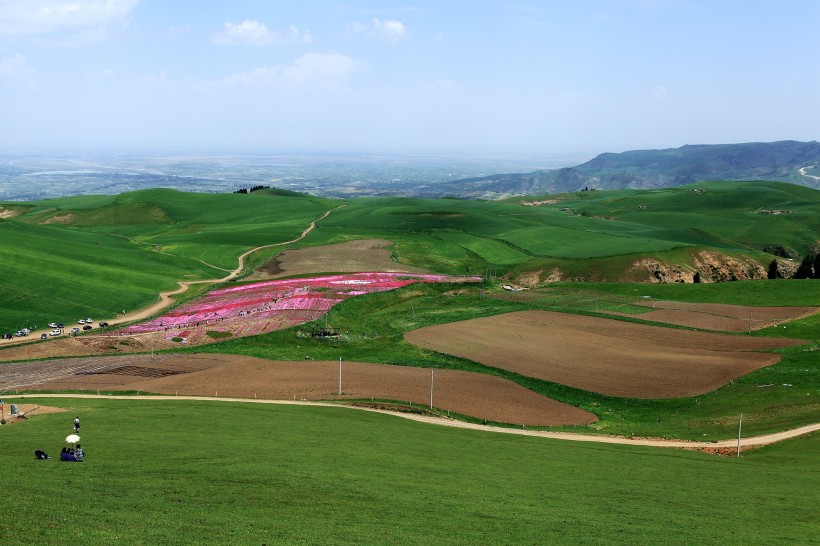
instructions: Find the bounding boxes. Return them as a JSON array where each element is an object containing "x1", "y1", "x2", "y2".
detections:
[{"x1": 11, "y1": 393, "x2": 819, "y2": 451}]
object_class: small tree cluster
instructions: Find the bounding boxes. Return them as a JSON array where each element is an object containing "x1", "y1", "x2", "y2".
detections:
[
  {"x1": 233, "y1": 185, "x2": 271, "y2": 194},
  {"x1": 768, "y1": 250, "x2": 819, "y2": 280},
  {"x1": 792, "y1": 251, "x2": 820, "y2": 279}
]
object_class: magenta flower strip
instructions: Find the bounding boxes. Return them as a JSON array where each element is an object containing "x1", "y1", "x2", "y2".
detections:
[{"x1": 118, "y1": 272, "x2": 480, "y2": 341}]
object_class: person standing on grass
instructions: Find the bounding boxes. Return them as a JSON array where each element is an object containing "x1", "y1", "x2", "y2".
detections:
[{"x1": 73, "y1": 416, "x2": 80, "y2": 433}]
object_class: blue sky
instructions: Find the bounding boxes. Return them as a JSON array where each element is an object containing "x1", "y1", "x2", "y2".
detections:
[{"x1": 1, "y1": 0, "x2": 818, "y2": 153}]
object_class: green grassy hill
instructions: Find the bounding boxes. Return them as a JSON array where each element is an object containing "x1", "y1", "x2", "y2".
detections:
[
  {"x1": 0, "y1": 189, "x2": 335, "y2": 330},
  {"x1": 1, "y1": 397, "x2": 817, "y2": 544},
  {"x1": 1, "y1": 181, "x2": 818, "y2": 332},
  {"x1": 1, "y1": 183, "x2": 817, "y2": 544},
  {"x1": 309, "y1": 181, "x2": 818, "y2": 281}
]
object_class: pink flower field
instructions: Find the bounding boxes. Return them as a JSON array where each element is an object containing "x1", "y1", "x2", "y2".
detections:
[{"x1": 115, "y1": 272, "x2": 480, "y2": 344}]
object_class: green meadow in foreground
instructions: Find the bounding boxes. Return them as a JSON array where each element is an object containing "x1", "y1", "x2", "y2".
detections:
[{"x1": 1, "y1": 398, "x2": 817, "y2": 545}]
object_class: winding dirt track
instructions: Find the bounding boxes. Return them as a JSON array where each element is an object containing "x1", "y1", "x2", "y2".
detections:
[
  {"x1": 112, "y1": 206, "x2": 344, "y2": 325},
  {"x1": 11, "y1": 393, "x2": 819, "y2": 451},
  {"x1": 0, "y1": 206, "x2": 343, "y2": 349}
]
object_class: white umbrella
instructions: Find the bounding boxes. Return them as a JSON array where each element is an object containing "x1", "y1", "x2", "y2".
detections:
[{"x1": 65, "y1": 434, "x2": 80, "y2": 444}]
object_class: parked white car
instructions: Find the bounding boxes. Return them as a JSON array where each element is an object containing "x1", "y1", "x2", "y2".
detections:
[
  {"x1": 78, "y1": 319, "x2": 85, "y2": 324},
  {"x1": 49, "y1": 329, "x2": 62, "y2": 336},
  {"x1": 48, "y1": 322, "x2": 58, "y2": 328},
  {"x1": 71, "y1": 327, "x2": 80, "y2": 333}
]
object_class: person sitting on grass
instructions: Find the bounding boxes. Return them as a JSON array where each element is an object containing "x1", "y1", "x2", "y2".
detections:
[
  {"x1": 60, "y1": 447, "x2": 74, "y2": 462},
  {"x1": 74, "y1": 445, "x2": 84, "y2": 462},
  {"x1": 34, "y1": 449, "x2": 49, "y2": 460}
]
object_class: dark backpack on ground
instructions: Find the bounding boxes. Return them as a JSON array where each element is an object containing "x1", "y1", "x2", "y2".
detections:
[{"x1": 34, "y1": 450, "x2": 49, "y2": 460}]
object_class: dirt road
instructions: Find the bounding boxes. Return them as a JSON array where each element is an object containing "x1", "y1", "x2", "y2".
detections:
[
  {"x1": 10, "y1": 393, "x2": 818, "y2": 451},
  {"x1": 112, "y1": 205, "x2": 344, "y2": 325},
  {"x1": 799, "y1": 165, "x2": 820, "y2": 181},
  {"x1": 0, "y1": 206, "x2": 343, "y2": 348}
]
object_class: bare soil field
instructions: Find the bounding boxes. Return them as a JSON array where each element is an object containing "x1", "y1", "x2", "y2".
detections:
[
  {"x1": 405, "y1": 310, "x2": 804, "y2": 398},
  {"x1": 0, "y1": 353, "x2": 596, "y2": 426},
  {"x1": 250, "y1": 239, "x2": 427, "y2": 280},
  {"x1": 0, "y1": 333, "x2": 153, "y2": 362},
  {"x1": 619, "y1": 301, "x2": 819, "y2": 332}
]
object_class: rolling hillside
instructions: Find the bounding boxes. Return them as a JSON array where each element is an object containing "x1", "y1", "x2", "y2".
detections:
[
  {"x1": 438, "y1": 141, "x2": 820, "y2": 198},
  {"x1": 0, "y1": 189, "x2": 335, "y2": 331},
  {"x1": 0, "y1": 181, "x2": 817, "y2": 332}
]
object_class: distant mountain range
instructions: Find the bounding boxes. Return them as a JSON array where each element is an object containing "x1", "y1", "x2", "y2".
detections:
[{"x1": 437, "y1": 140, "x2": 820, "y2": 198}]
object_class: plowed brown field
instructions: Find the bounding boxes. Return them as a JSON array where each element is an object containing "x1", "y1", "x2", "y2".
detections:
[
  {"x1": 0, "y1": 353, "x2": 596, "y2": 426},
  {"x1": 250, "y1": 239, "x2": 426, "y2": 280},
  {"x1": 625, "y1": 301, "x2": 818, "y2": 332},
  {"x1": 405, "y1": 310, "x2": 804, "y2": 398},
  {"x1": 0, "y1": 334, "x2": 153, "y2": 362}
]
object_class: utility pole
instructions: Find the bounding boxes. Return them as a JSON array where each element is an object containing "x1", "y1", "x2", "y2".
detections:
[
  {"x1": 737, "y1": 412, "x2": 743, "y2": 458},
  {"x1": 429, "y1": 369, "x2": 435, "y2": 409},
  {"x1": 338, "y1": 357, "x2": 342, "y2": 396}
]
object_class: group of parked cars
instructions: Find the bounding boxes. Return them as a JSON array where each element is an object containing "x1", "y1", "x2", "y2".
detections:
[{"x1": 2, "y1": 318, "x2": 111, "y2": 341}]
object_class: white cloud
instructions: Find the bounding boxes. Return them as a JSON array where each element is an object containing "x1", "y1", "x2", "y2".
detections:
[
  {"x1": 374, "y1": 18, "x2": 407, "y2": 41},
  {"x1": 0, "y1": 0, "x2": 138, "y2": 36},
  {"x1": 213, "y1": 20, "x2": 313, "y2": 46},
  {"x1": 349, "y1": 18, "x2": 408, "y2": 42},
  {"x1": 169, "y1": 52, "x2": 361, "y2": 92}
]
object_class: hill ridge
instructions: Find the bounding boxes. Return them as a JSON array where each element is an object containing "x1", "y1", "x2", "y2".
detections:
[{"x1": 439, "y1": 140, "x2": 820, "y2": 198}]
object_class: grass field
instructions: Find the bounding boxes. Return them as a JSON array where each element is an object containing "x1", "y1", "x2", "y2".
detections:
[
  {"x1": 2, "y1": 181, "x2": 818, "y2": 332},
  {"x1": 0, "y1": 190, "x2": 335, "y2": 332},
  {"x1": 1, "y1": 397, "x2": 817, "y2": 544},
  {"x1": 1, "y1": 183, "x2": 818, "y2": 441},
  {"x1": 1, "y1": 182, "x2": 818, "y2": 544}
]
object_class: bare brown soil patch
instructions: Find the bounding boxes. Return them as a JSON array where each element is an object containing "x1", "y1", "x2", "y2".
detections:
[
  {"x1": 0, "y1": 353, "x2": 595, "y2": 426},
  {"x1": 626, "y1": 258, "x2": 695, "y2": 283},
  {"x1": 621, "y1": 302, "x2": 819, "y2": 332},
  {"x1": 0, "y1": 404, "x2": 65, "y2": 426},
  {"x1": 40, "y1": 213, "x2": 75, "y2": 225},
  {"x1": 692, "y1": 250, "x2": 767, "y2": 282},
  {"x1": 250, "y1": 239, "x2": 427, "y2": 280},
  {"x1": 0, "y1": 207, "x2": 22, "y2": 219},
  {"x1": 0, "y1": 334, "x2": 154, "y2": 362},
  {"x1": 405, "y1": 310, "x2": 803, "y2": 398}
]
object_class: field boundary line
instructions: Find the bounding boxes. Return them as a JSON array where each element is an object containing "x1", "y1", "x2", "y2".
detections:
[{"x1": 11, "y1": 393, "x2": 819, "y2": 450}]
